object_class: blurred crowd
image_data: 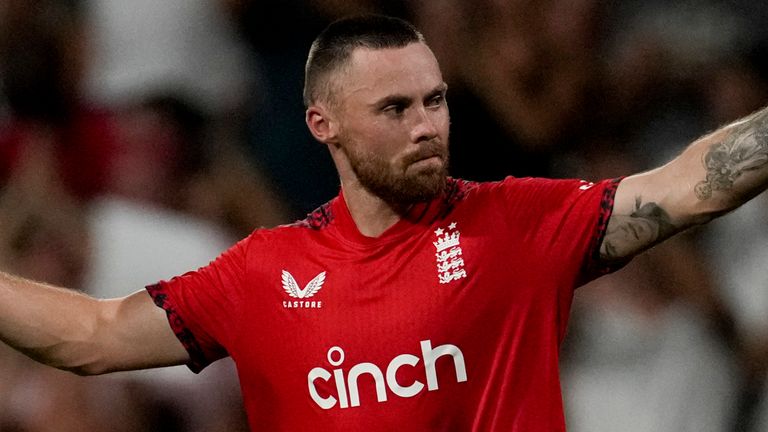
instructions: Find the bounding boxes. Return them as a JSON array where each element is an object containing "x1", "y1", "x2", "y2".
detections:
[{"x1": 0, "y1": 0, "x2": 767, "y2": 431}]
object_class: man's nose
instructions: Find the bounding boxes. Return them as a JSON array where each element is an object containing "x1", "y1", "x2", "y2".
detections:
[{"x1": 410, "y1": 107, "x2": 439, "y2": 143}]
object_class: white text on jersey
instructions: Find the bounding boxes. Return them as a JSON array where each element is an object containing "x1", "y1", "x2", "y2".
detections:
[{"x1": 307, "y1": 339, "x2": 468, "y2": 409}]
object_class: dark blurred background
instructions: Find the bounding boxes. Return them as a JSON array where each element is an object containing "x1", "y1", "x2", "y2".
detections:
[{"x1": 1, "y1": 1, "x2": 767, "y2": 430}]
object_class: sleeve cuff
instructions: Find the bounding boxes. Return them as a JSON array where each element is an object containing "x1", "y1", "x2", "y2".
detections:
[
  {"x1": 585, "y1": 177, "x2": 631, "y2": 278},
  {"x1": 146, "y1": 283, "x2": 211, "y2": 373}
]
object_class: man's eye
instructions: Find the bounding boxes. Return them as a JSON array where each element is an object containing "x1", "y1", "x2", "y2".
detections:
[
  {"x1": 383, "y1": 104, "x2": 405, "y2": 115},
  {"x1": 427, "y1": 95, "x2": 444, "y2": 108}
]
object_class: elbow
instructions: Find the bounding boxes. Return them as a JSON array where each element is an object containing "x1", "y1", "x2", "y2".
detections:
[
  {"x1": 688, "y1": 206, "x2": 732, "y2": 226},
  {"x1": 65, "y1": 363, "x2": 109, "y2": 377},
  {"x1": 696, "y1": 197, "x2": 743, "y2": 225},
  {"x1": 61, "y1": 364, "x2": 95, "y2": 377},
  {"x1": 682, "y1": 192, "x2": 738, "y2": 226},
  {"x1": 41, "y1": 322, "x2": 115, "y2": 376},
  {"x1": 84, "y1": 365, "x2": 113, "y2": 375},
  {"x1": 688, "y1": 177, "x2": 764, "y2": 225},
  {"x1": 64, "y1": 301, "x2": 118, "y2": 376},
  {"x1": 42, "y1": 346, "x2": 111, "y2": 376},
  {"x1": 21, "y1": 346, "x2": 106, "y2": 376}
]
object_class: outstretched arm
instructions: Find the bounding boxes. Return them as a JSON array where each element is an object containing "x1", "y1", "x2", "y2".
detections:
[
  {"x1": 600, "y1": 106, "x2": 768, "y2": 262},
  {"x1": 0, "y1": 272, "x2": 189, "y2": 375}
]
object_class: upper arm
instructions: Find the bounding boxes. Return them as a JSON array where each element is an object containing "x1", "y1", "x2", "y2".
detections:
[
  {"x1": 598, "y1": 137, "x2": 727, "y2": 263},
  {"x1": 93, "y1": 290, "x2": 190, "y2": 374},
  {"x1": 598, "y1": 174, "x2": 679, "y2": 262},
  {"x1": 599, "y1": 103, "x2": 768, "y2": 263}
]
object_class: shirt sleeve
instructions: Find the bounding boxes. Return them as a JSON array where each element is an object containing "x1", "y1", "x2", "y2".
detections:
[
  {"x1": 498, "y1": 176, "x2": 626, "y2": 288},
  {"x1": 145, "y1": 236, "x2": 249, "y2": 373}
]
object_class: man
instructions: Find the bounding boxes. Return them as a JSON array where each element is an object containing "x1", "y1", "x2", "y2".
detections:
[{"x1": 0, "y1": 14, "x2": 767, "y2": 431}]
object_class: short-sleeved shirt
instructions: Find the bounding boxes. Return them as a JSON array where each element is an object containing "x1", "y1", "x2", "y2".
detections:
[{"x1": 147, "y1": 176, "x2": 622, "y2": 431}]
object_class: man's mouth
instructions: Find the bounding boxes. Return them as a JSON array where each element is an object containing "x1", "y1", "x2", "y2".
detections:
[
  {"x1": 405, "y1": 147, "x2": 444, "y2": 165},
  {"x1": 402, "y1": 140, "x2": 447, "y2": 172},
  {"x1": 414, "y1": 154, "x2": 441, "y2": 163},
  {"x1": 407, "y1": 153, "x2": 443, "y2": 170}
]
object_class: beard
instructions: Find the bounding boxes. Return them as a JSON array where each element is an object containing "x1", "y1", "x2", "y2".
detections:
[{"x1": 344, "y1": 139, "x2": 449, "y2": 207}]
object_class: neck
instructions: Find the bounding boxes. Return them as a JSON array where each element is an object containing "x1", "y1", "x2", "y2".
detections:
[{"x1": 341, "y1": 178, "x2": 408, "y2": 237}]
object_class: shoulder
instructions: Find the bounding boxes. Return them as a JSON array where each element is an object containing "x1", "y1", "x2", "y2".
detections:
[
  {"x1": 240, "y1": 198, "x2": 338, "y2": 248},
  {"x1": 443, "y1": 176, "x2": 564, "y2": 200},
  {"x1": 438, "y1": 177, "x2": 532, "y2": 214},
  {"x1": 449, "y1": 176, "x2": 622, "y2": 221},
  {"x1": 445, "y1": 176, "x2": 564, "y2": 205},
  {"x1": 485, "y1": 176, "x2": 619, "y2": 201},
  {"x1": 285, "y1": 199, "x2": 335, "y2": 230}
]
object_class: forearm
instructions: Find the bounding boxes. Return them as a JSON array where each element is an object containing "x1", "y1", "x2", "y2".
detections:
[{"x1": 0, "y1": 271, "x2": 104, "y2": 373}]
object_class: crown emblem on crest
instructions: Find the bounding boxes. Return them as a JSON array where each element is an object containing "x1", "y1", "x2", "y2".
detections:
[{"x1": 433, "y1": 231, "x2": 461, "y2": 252}]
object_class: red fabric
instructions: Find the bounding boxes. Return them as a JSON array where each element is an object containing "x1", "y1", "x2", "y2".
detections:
[{"x1": 147, "y1": 177, "x2": 624, "y2": 431}]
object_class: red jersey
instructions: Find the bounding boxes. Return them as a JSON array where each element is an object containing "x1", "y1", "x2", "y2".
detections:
[{"x1": 147, "y1": 176, "x2": 622, "y2": 431}]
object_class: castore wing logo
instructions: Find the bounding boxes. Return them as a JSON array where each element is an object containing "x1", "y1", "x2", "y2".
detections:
[{"x1": 282, "y1": 270, "x2": 325, "y2": 309}]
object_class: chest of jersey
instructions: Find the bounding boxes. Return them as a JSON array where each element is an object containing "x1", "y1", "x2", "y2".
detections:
[{"x1": 230, "y1": 213, "x2": 565, "y2": 430}]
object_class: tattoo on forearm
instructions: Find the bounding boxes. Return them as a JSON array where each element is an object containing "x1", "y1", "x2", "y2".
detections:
[
  {"x1": 600, "y1": 197, "x2": 677, "y2": 261},
  {"x1": 695, "y1": 108, "x2": 768, "y2": 200}
]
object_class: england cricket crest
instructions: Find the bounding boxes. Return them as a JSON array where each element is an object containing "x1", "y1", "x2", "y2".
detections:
[{"x1": 433, "y1": 222, "x2": 467, "y2": 284}]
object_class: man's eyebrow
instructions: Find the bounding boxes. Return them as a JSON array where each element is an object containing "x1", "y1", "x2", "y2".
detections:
[
  {"x1": 427, "y1": 83, "x2": 448, "y2": 98},
  {"x1": 371, "y1": 83, "x2": 448, "y2": 109},
  {"x1": 371, "y1": 94, "x2": 412, "y2": 109}
]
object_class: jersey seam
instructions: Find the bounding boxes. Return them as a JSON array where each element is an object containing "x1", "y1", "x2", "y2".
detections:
[
  {"x1": 587, "y1": 177, "x2": 626, "y2": 276},
  {"x1": 145, "y1": 283, "x2": 209, "y2": 373}
]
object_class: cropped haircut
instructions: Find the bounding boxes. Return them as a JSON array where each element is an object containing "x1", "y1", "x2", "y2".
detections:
[{"x1": 303, "y1": 15, "x2": 425, "y2": 108}]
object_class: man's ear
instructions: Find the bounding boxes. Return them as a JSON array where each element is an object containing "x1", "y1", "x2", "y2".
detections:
[{"x1": 306, "y1": 104, "x2": 339, "y2": 146}]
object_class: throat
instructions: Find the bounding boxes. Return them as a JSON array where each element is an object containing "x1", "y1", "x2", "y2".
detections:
[
  {"x1": 341, "y1": 180, "x2": 423, "y2": 238},
  {"x1": 345, "y1": 195, "x2": 405, "y2": 238}
]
